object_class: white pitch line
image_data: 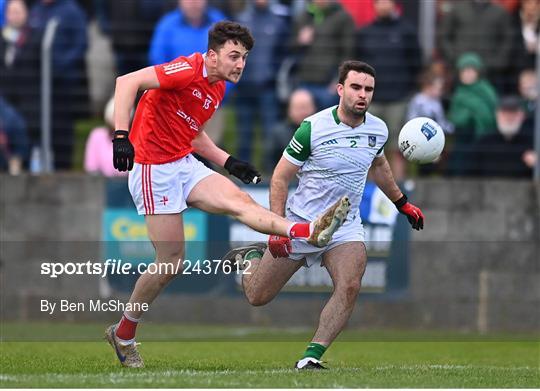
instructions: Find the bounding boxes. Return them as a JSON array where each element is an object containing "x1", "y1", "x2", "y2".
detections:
[
  {"x1": 1, "y1": 364, "x2": 536, "y2": 385},
  {"x1": 372, "y1": 364, "x2": 536, "y2": 371}
]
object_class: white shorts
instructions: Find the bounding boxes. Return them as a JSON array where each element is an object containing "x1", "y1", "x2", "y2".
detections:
[
  {"x1": 286, "y1": 209, "x2": 365, "y2": 268},
  {"x1": 128, "y1": 154, "x2": 215, "y2": 215}
]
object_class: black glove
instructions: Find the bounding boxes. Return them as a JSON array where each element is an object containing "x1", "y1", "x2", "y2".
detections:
[
  {"x1": 224, "y1": 156, "x2": 261, "y2": 184},
  {"x1": 393, "y1": 194, "x2": 424, "y2": 230},
  {"x1": 112, "y1": 130, "x2": 135, "y2": 172}
]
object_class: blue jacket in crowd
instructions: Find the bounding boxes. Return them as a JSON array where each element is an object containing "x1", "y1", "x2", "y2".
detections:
[
  {"x1": 149, "y1": 7, "x2": 225, "y2": 65},
  {"x1": 0, "y1": 95, "x2": 29, "y2": 168},
  {"x1": 0, "y1": 0, "x2": 5, "y2": 26}
]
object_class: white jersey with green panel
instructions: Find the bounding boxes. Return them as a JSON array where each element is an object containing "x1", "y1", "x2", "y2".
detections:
[{"x1": 283, "y1": 106, "x2": 388, "y2": 223}]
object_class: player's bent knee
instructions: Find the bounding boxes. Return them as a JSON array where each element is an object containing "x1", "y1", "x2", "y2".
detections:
[
  {"x1": 155, "y1": 247, "x2": 184, "y2": 266},
  {"x1": 156, "y1": 272, "x2": 179, "y2": 288},
  {"x1": 245, "y1": 288, "x2": 274, "y2": 307},
  {"x1": 247, "y1": 295, "x2": 272, "y2": 307},
  {"x1": 338, "y1": 281, "x2": 361, "y2": 305},
  {"x1": 152, "y1": 256, "x2": 184, "y2": 287},
  {"x1": 155, "y1": 263, "x2": 182, "y2": 286}
]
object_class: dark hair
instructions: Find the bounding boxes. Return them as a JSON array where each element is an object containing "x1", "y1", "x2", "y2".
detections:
[
  {"x1": 338, "y1": 61, "x2": 376, "y2": 84},
  {"x1": 208, "y1": 21, "x2": 254, "y2": 52},
  {"x1": 417, "y1": 68, "x2": 440, "y2": 89}
]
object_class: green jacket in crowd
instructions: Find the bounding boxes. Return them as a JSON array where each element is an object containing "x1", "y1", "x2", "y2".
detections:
[{"x1": 449, "y1": 79, "x2": 498, "y2": 141}]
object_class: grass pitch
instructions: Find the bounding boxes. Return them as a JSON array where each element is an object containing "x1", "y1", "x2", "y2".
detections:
[{"x1": 1, "y1": 322, "x2": 539, "y2": 388}]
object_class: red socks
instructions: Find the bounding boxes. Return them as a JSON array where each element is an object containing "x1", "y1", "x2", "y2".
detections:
[{"x1": 115, "y1": 313, "x2": 139, "y2": 341}]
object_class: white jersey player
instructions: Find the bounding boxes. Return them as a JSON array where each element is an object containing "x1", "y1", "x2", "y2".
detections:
[
  {"x1": 224, "y1": 60, "x2": 425, "y2": 370},
  {"x1": 282, "y1": 107, "x2": 389, "y2": 266}
]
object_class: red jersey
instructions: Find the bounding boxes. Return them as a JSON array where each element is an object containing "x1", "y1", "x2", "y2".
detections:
[{"x1": 129, "y1": 52, "x2": 226, "y2": 164}]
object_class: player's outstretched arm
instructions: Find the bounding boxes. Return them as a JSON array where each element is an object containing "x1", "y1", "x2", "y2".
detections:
[
  {"x1": 192, "y1": 130, "x2": 230, "y2": 167},
  {"x1": 370, "y1": 155, "x2": 424, "y2": 230},
  {"x1": 192, "y1": 130, "x2": 261, "y2": 184}
]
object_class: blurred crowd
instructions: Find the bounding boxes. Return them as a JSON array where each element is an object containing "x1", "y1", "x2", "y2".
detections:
[{"x1": 0, "y1": 0, "x2": 537, "y2": 178}]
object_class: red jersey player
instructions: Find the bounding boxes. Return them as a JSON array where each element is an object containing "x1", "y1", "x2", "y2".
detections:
[{"x1": 105, "y1": 21, "x2": 351, "y2": 368}]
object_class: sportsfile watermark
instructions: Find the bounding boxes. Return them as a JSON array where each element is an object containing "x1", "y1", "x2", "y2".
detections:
[
  {"x1": 1, "y1": 240, "x2": 537, "y2": 342},
  {"x1": 41, "y1": 258, "x2": 252, "y2": 278}
]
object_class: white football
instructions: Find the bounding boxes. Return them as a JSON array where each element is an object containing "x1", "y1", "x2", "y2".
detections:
[{"x1": 398, "y1": 117, "x2": 445, "y2": 163}]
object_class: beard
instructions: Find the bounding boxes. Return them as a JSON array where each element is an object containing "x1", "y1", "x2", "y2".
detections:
[
  {"x1": 498, "y1": 122, "x2": 521, "y2": 139},
  {"x1": 343, "y1": 100, "x2": 367, "y2": 118}
]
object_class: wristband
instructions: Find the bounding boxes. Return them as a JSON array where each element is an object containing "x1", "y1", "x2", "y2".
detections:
[{"x1": 393, "y1": 194, "x2": 408, "y2": 208}]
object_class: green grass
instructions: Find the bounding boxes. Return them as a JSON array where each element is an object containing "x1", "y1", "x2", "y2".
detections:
[
  {"x1": 1, "y1": 323, "x2": 539, "y2": 388},
  {"x1": 1, "y1": 321, "x2": 537, "y2": 342},
  {"x1": 73, "y1": 117, "x2": 103, "y2": 172}
]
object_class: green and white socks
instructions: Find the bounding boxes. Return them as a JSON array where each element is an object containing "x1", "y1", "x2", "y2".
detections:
[
  {"x1": 302, "y1": 342, "x2": 327, "y2": 361},
  {"x1": 244, "y1": 249, "x2": 263, "y2": 261},
  {"x1": 238, "y1": 249, "x2": 262, "y2": 270}
]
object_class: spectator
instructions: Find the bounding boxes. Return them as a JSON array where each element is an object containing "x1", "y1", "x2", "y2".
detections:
[
  {"x1": 508, "y1": 0, "x2": 539, "y2": 91},
  {"x1": 148, "y1": 0, "x2": 225, "y2": 65},
  {"x1": 356, "y1": 0, "x2": 422, "y2": 179},
  {"x1": 407, "y1": 67, "x2": 454, "y2": 134},
  {"x1": 340, "y1": 0, "x2": 375, "y2": 28},
  {"x1": 84, "y1": 97, "x2": 127, "y2": 177},
  {"x1": 427, "y1": 58, "x2": 454, "y2": 98},
  {"x1": 494, "y1": 0, "x2": 520, "y2": 13},
  {"x1": 0, "y1": 0, "x2": 39, "y2": 165},
  {"x1": 0, "y1": 95, "x2": 29, "y2": 174},
  {"x1": 108, "y1": 0, "x2": 174, "y2": 76},
  {"x1": 449, "y1": 53, "x2": 498, "y2": 141},
  {"x1": 437, "y1": 0, "x2": 513, "y2": 92},
  {"x1": 269, "y1": 88, "x2": 316, "y2": 167},
  {"x1": 1, "y1": 0, "x2": 27, "y2": 69},
  {"x1": 27, "y1": 0, "x2": 88, "y2": 170},
  {"x1": 517, "y1": 68, "x2": 537, "y2": 138},
  {"x1": 471, "y1": 96, "x2": 533, "y2": 178},
  {"x1": 447, "y1": 52, "x2": 498, "y2": 176},
  {"x1": 288, "y1": 0, "x2": 355, "y2": 109},
  {"x1": 0, "y1": 0, "x2": 5, "y2": 26},
  {"x1": 208, "y1": 0, "x2": 250, "y2": 18},
  {"x1": 0, "y1": 0, "x2": 29, "y2": 104},
  {"x1": 406, "y1": 67, "x2": 454, "y2": 176},
  {"x1": 234, "y1": 0, "x2": 288, "y2": 169}
]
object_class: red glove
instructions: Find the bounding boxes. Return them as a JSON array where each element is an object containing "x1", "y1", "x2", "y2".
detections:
[
  {"x1": 394, "y1": 194, "x2": 424, "y2": 230},
  {"x1": 268, "y1": 235, "x2": 292, "y2": 258}
]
